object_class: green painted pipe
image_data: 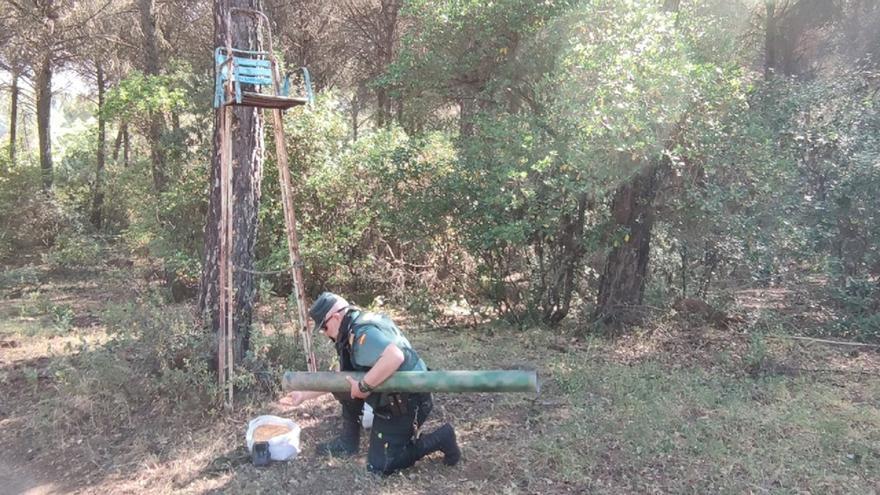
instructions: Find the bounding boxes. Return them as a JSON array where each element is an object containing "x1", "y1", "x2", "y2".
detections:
[{"x1": 282, "y1": 370, "x2": 539, "y2": 393}]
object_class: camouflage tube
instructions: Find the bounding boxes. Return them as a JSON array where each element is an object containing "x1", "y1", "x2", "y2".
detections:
[{"x1": 282, "y1": 370, "x2": 539, "y2": 393}]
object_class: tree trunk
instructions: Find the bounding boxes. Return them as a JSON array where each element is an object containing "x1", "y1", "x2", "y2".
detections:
[
  {"x1": 535, "y1": 193, "x2": 589, "y2": 325},
  {"x1": 376, "y1": 87, "x2": 388, "y2": 128},
  {"x1": 352, "y1": 91, "x2": 360, "y2": 141},
  {"x1": 375, "y1": 0, "x2": 399, "y2": 129},
  {"x1": 36, "y1": 52, "x2": 53, "y2": 191},
  {"x1": 199, "y1": 0, "x2": 265, "y2": 366},
  {"x1": 764, "y1": 0, "x2": 778, "y2": 79},
  {"x1": 663, "y1": 0, "x2": 681, "y2": 12},
  {"x1": 91, "y1": 62, "x2": 107, "y2": 229},
  {"x1": 352, "y1": 82, "x2": 368, "y2": 141},
  {"x1": 123, "y1": 124, "x2": 130, "y2": 167},
  {"x1": 459, "y1": 86, "x2": 476, "y2": 138},
  {"x1": 112, "y1": 123, "x2": 123, "y2": 161},
  {"x1": 593, "y1": 165, "x2": 660, "y2": 325},
  {"x1": 112, "y1": 122, "x2": 131, "y2": 167},
  {"x1": 138, "y1": 0, "x2": 167, "y2": 193},
  {"x1": 8, "y1": 71, "x2": 19, "y2": 169}
]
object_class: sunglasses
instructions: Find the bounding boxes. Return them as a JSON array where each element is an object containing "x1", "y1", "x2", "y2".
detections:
[{"x1": 320, "y1": 309, "x2": 345, "y2": 332}]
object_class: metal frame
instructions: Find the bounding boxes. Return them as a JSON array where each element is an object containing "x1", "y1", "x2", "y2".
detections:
[{"x1": 214, "y1": 9, "x2": 313, "y2": 108}]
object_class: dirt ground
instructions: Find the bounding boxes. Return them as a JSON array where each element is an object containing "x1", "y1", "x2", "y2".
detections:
[
  {"x1": 0, "y1": 460, "x2": 56, "y2": 495},
  {"x1": 2, "y1": 257, "x2": 879, "y2": 494}
]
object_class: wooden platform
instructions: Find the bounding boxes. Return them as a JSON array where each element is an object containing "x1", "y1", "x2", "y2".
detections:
[{"x1": 228, "y1": 92, "x2": 309, "y2": 110}]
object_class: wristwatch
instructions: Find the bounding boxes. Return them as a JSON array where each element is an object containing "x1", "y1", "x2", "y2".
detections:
[{"x1": 358, "y1": 379, "x2": 375, "y2": 394}]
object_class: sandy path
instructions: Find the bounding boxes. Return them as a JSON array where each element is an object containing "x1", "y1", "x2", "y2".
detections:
[{"x1": 0, "y1": 459, "x2": 58, "y2": 495}]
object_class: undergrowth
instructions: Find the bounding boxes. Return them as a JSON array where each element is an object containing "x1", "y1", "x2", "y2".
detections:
[
  {"x1": 3, "y1": 259, "x2": 879, "y2": 494},
  {"x1": 530, "y1": 351, "x2": 880, "y2": 493}
]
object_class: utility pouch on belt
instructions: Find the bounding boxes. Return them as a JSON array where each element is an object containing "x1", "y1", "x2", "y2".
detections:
[{"x1": 388, "y1": 393, "x2": 409, "y2": 416}]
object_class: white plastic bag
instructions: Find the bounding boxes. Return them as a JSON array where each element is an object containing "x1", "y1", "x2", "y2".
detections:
[
  {"x1": 362, "y1": 403, "x2": 374, "y2": 430},
  {"x1": 246, "y1": 415, "x2": 301, "y2": 461}
]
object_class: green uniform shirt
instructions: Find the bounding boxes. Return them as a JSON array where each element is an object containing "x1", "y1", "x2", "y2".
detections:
[{"x1": 349, "y1": 311, "x2": 427, "y2": 372}]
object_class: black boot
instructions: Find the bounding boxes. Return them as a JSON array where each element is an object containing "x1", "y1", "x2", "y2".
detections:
[
  {"x1": 317, "y1": 417, "x2": 359, "y2": 456},
  {"x1": 318, "y1": 398, "x2": 362, "y2": 457},
  {"x1": 416, "y1": 423, "x2": 461, "y2": 466}
]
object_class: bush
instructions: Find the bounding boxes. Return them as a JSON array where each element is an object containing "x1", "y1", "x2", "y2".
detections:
[
  {"x1": 44, "y1": 231, "x2": 103, "y2": 270},
  {"x1": 260, "y1": 99, "x2": 469, "y2": 308},
  {"x1": 827, "y1": 276, "x2": 880, "y2": 342},
  {"x1": 0, "y1": 165, "x2": 68, "y2": 260}
]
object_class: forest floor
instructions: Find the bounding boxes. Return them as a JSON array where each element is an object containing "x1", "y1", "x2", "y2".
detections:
[{"x1": 1, "y1": 252, "x2": 879, "y2": 494}]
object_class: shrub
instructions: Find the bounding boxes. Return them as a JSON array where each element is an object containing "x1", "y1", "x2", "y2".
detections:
[
  {"x1": 44, "y1": 231, "x2": 103, "y2": 270},
  {"x1": 0, "y1": 165, "x2": 68, "y2": 260},
  {"x1": 827, "y1": 276, "x2": 880, "y2": 342}
]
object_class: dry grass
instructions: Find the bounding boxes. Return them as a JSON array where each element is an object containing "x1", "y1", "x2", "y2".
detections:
[{"x1": 1, "y1": 258, "x2": 879, "y2": 494}]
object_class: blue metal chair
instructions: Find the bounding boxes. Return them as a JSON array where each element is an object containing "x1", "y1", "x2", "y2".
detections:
[{"x1": 213, "y1": 10, "x2": 314, "y2": 110}]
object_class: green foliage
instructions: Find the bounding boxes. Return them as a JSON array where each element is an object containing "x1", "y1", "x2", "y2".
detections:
[
  {"x1": 258, "y1": 96, "x2": 466, "y2": 305},
  {"x1": 103, "y1": 69, "x2": 190, "y2": 122},
  {"x1": 658, "y1": 61, "x2": 880, "y2": 338},
  {"x1": 17, "y1": 290, "x2": 53, "y2": 318},
  {"x1": 744, "y1": 331, "x2": 769, "y2": 376},
  {"x1": 245, "y1": 323, "x2": 307, "y2": 396},
  {"x1": 0, "y1": 164, "x2": 68, "y2": 260},
  {"x1": 95, "y1": 61, "x2": 213, "y2": 291},
  {"x1": 101, "y1": 300, "x2": 219, "y2": 408},
  {"x1": 49, "y1": 303, "x2": 75, "y2": 332},
  {"x1": 0, "y1": 264, "x2": 42, "y2": 295},
  {"x1": 541, "y1": 349, "x2": 880, "y2": 492},
  {"x1": 153, "y1": 164, "x2": 208, "y2": 286},
  {"x1": 45, "y1": 231, "x2": 103, "y2": 270},
  {"x1": 827, "y1": 276, "x2": 880, "y2": 341},
  {"x1": 258, "y1": 95, "x2": 350, "y2": 288},
  {"x1": 2, "y1": 0, "x2": 877, "y2": 339},
  {"x1": 392, "y1": 0, "x2": 739, "y2": 321}
]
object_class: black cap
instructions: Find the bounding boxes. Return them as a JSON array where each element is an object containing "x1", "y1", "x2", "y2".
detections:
[{"x1": 309, "y1": 292, "x2": 347, "y2": 332}]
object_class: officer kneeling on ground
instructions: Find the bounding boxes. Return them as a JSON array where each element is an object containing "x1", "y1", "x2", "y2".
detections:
[{"x1": 280, "y1": 292, "x2": 461, "y2": 475}]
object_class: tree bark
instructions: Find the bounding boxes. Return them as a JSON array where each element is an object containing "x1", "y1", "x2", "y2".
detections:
[
  {"x1": 91, "y1": 62, "x2": 107, "y2": 229},
  {"x1": 764, "y1": 0, "x2": 779, "y2": 79},
  {"x1": 123, "y1": 124, "x2": 130, "y2": 167},
  {"x1": 36, "y1": 52, "x2": 53, "y2": 191},
  {"x1": 138, "y1": 0, "x2": 167, "y2": 193},
  {"x1": 199, "y1": 0, "x2": 265, "y2": 366},
  {"x1": 112, "y1": 123, "x2": 123, "y2": 161},
  {"x1": 112, "y1": 122, "x2": 131, "y2": 167},
  {"x1": 8, "y1": 71, "x2": 19, "y2": 169},
  {"x1": 376, "y1": 86, "x2": 388, "y2": 128},
  {"x1": 352, "y1": 82, "x2": 367, "y2": 141},
  {"x1": 593, "y1": 165, "x2": 660, "y2": 325},
  {"x1": 663, "y1": 0, "x2": 681, "y2": 12},
  {"x1": 352, "y1": 91, "x2": 360, "y2": 141},
  {"x1": 536, "y1": 193, "x2": 589, "y2": 325}
]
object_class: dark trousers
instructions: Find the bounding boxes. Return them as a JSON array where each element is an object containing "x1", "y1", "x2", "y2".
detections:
[
  {"x1": 367, "y1": 393, "x2": 432, "y2": 475},
  {"x1": 332, "y1": 392, "x2": 433, "y2": 475},
  {"x1": 332, "y1": 392, "x2": 364, "y2": 425}
]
